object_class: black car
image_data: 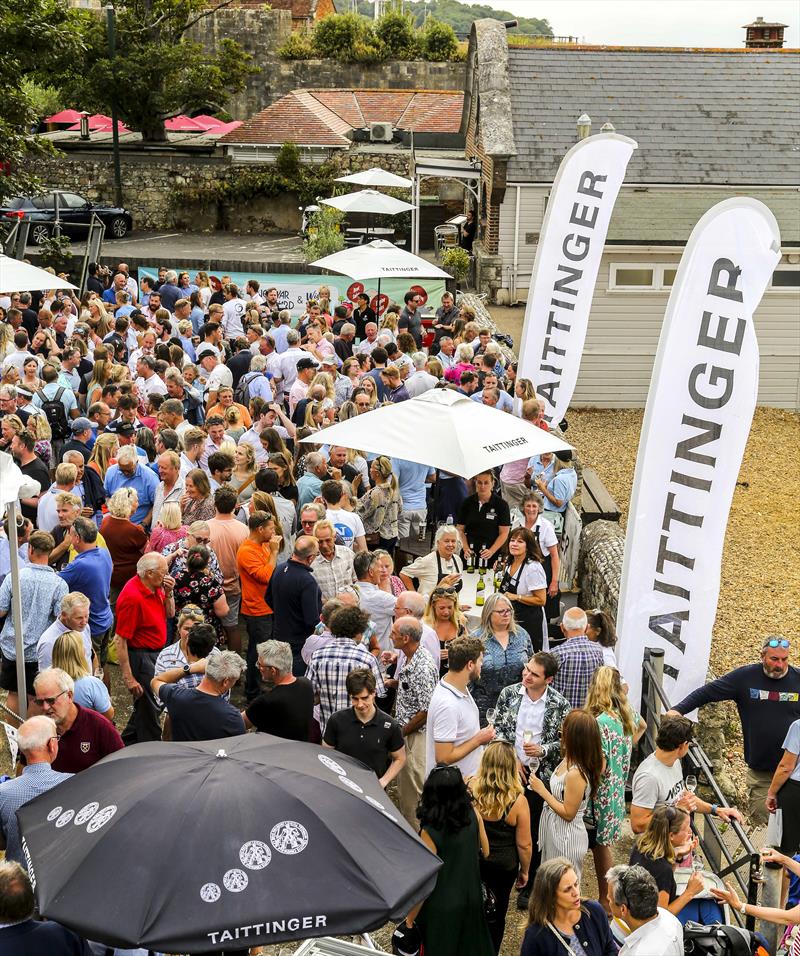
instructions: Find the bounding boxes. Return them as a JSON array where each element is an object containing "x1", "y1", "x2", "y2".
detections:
[{"x1": 0, "y1": 191, "x2": 133, "y2": 244}]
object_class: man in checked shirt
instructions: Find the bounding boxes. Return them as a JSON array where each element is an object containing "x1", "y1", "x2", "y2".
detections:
[{"x1": 550, "y1": 607, "x2": 604, "y2": 709}]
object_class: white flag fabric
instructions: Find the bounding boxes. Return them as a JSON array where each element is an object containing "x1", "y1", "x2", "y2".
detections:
[
  {"x1": 616, "y1": 198, "x2": 781, "y2": 709},
  {"x1": 516, "y1": 133, "x2": 637, "y2": 425}
]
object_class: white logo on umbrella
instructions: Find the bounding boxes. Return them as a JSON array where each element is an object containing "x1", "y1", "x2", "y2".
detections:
[
  {"x1": 200, "y1": 882, "x2": 221, "y2": 903},
  {"x1": 270, "y1": 820, "x2": 309, "y2": 855},
  {"x1": 318, "y1": 754, "x2": 346, "y2": 775},
  {"x1": 338, "y1": 775, "x2": 363, "y2": 794},
  {"x1": 381, "y1": 809, "x2": 399, "y2": 823},
  {"x1": 223, "y1": 868, "x2": 249, "y2": 893},
  {"x1": 55, "y1": 809, "x2": 75, "y2": 828},
  {"x1": 47, "y1": 806, "x2": 63, "y2": 822},
  {"x1": 239, "y1": 840, "x2": 271, "y2": 870},
  {"x1": 364, "y1": 795, "x2": 385, "y2": 811},
  {"x1": 86, "y1": 805, "x2": 117, "y2": 833},
  {"x1": 74, "y1": 803, "x2": 100, "y2": 826}
]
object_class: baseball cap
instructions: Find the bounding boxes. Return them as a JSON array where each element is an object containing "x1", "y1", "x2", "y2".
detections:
[
  {"x1": 16, "y1": 386, "x2": 33, "y2": 400},
  {"x1": 107, "y1": 420, "x2": 135, "y2": 437},
  {"x1": 296, "y1": 357, "x2": 319, "y2": 371},
  {"x1": 321, "y1": 354, "x2": 337, "y2": 366},
  {"x1": 71, "y1": 417, "x2": 92, "y2": 433},
  {"x1": 196, "y1": 345, "x2": 218, "y2": 360}
]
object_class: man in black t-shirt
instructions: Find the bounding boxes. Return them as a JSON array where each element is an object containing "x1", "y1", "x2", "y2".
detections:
[
  {"x1": 10, "y1": 431, "x2": 50, "y2": 524},
  {"x1": 152, "y1": 650, "x2": 246, "y2": 741},
  {"x1": 323, "y1": 668, "x2": 405, "y2": 788},
  {"x1": 243, "y1": 639, "x2": 314, "y2": 741},
  {"x1": 456, "y1": 471, "x2": 511, "y2": 564}
]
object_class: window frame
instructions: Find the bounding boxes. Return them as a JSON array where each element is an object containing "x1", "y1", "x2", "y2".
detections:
[
  {"x1": 608, "y1": 263, "x2": 678, "y2": 293},
  {"x1": 769, "y1": 265, "x2": 800, "y2": 293}
]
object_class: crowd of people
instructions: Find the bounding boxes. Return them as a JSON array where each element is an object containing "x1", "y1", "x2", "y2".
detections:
[{"x1": 0, "y1": 263, "x2": 799, "y2": 956}]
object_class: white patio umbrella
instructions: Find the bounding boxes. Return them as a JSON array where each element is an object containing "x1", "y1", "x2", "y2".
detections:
[
  {"x1": 320, "y1": 189, "x2": 415, "y2": 216},
  {"x1": 0, "y1": 254, "x2": 77, "y2": 294},
  {"x1": 300, "y1": 389, "x2": 571, "y2": 479},
  {"x1": 335, "y1": 167, "x2": 414, "y2": 188},
  {"x1": 311, "y1": 239, "x2": 450, "y2": 282}
]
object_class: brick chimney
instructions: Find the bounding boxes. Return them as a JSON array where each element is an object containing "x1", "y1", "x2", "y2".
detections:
[{"x1": 742, "y1": 16, "x2": 788, "y2": 48}]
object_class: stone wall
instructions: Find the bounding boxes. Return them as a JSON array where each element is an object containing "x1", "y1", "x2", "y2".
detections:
[{"x1": 190, "y1": 6, "x2": 466, "y2": 119}]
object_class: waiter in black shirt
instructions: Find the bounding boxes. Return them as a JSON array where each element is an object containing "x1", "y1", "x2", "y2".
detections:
[
  {"x1": 456, "y1": 471, "x2": 511, "y2": 564},
  {"x1": 351, "y1": 293, "x2": 376, "y2": 340}
]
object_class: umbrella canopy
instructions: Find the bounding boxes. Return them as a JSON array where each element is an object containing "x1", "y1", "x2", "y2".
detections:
[
  {"x1": 165, "y1": 114, "x2": 209, "y2": 131},
  {"x1": 335, "y1": 167, "x2": 414, "y2": 189},
  {"x1": 320, "y1": 189, "x2": 415, "y2": 216},
  {"x1": 311, "y1": 238, "x2": 450, "y2": 281},
  {"x1": 44, "y1": 109, "x2": 83, "y2": 124},
  {"x1": 301, "y1": 389, "x2": 571, "y2": 478},
  {"x1": 18, "y1": 735, "x2": 440, "y2": 954},
  {"x1": 66, "y1": 118, "x2": 131, "y2": 134},
  {"x1": 0, "y1": 255, "x2": 76, "y2": 294}
]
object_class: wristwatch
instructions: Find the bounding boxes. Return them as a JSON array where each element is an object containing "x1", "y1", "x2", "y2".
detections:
[
  {"x1": 182, "y1": 663, "x2": 192, "y2": 676},
  {"x1": 710, "y1": 804, "x2": 718, "y2": 816},
  {"x1": 739, "y1": 901, "x2": 747, "y2": 915}
]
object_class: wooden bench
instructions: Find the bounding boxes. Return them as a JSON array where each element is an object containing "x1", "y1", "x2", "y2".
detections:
[{"x1": 580, "y1": 467, "x2": 621, "y2": 524}]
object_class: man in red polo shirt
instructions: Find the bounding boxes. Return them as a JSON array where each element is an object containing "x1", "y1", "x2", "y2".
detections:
[
  {"x1": 114, "y1": 552, "x2": 175, "y2": 744},
  {"x1": 33, "y1": 668, "x2": 123, "y2": 773}
]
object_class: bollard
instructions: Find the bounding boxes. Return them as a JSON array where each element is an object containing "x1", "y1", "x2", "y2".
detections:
[{"x1": 757, "y1": 860, "x2": 782, "y2": 954}]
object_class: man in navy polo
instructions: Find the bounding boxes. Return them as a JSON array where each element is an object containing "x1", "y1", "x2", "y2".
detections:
[
  {"x1": 266, "y1": 536, "x2": 322, "y2": 676},
  {"x1": 58, "y1": 518, "x2": 114, "y2": 678}
]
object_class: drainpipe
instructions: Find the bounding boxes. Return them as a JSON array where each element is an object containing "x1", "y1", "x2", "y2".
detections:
[{"x1": 512, "y1": 184, "x2": 521, "y2": 304}]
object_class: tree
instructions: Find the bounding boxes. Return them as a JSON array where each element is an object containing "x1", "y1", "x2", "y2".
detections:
[
  {"x1": 357, "y1": 0, "x2": 552, "y2": 37},
  {"x1": 62, "y1": 0, "x2": 254, "y2": 143},
  {"x1": 0, "y1": 0, "x2": 84, "y2": 203}
]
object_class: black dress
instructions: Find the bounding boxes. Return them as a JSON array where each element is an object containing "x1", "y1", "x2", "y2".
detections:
[
  {"x1": 480, "y1": 801, "x2": 519, "y2": 954},
  {"x1": 499, "y1": 559, "x2": 545, "y2": 652}
]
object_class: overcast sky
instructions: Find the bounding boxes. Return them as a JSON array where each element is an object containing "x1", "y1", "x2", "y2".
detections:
[{"x1": 486, "y1": 0, "x2": 799, "y2": 47}]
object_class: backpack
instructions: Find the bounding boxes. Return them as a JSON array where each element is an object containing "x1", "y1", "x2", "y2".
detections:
[
  {"x1": 37, "y1": 387, "x2": 71, "y2": 440},
  {"x1": 234, "y1": 370, "x2": 261, "y2": 407},
  {"x1": 683, "y1": 921, "x2": 769, "y2": 956}
]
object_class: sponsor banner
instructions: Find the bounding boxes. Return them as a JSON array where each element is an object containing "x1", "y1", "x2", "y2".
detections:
[
  {"x1": 137, "y1": 267, "x2": 445, "y2": 318},
  {"x1": 516, "y1": 133, "x2": 637, "y2": 425},
  {"x1": 616, "y1": 199, "x2": 781, "y2": 708}
]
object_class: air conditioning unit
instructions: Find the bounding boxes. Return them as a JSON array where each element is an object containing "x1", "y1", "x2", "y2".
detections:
[{"x1": 369, "y1": 122, "x2": 393, "y2": 143}]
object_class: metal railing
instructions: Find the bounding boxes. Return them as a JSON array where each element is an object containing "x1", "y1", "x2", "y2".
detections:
[{"x1": 640, "y1": 648, "x2": 761, "y2": 933}]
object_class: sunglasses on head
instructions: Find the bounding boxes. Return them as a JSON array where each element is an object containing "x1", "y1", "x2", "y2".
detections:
[
  {"x1": 765, "y1": 639, "x2": 790, "y2": 649},
  {"x1": 432, "y1": 587, "x2": 457, "y2": 597}
]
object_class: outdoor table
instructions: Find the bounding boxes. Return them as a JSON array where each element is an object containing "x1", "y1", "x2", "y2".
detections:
[{"x1": 458, "y1": 567, "x2": 502, "y2": 629}]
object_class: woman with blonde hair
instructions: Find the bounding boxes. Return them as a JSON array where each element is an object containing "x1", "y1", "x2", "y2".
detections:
[
  {"x1": 469, "y1": 741, "x2": 532, "y2": 954},
  {"x1": 302, "y1": 401, "x2": 326, "y2": 433},
  {"x1": 146, "y1": 501, "x2": 187, "y2": 553},
  {"x1": 584, "y1": 665, "x2": 646, "y2": 911},
  {"x1": 354, "y1": 455, "x2": 400, "y2": 552},
  {"x1": 87, "y1": 432, "x2": 119, "y2": 481},
  {"x1": 515, "y1": 377, "x2": 536, "y2": 406},
  {"x1": 1, "y1": 365, "x2": 19, "y2": 387},
  {"x1": 423, "y1": 586, "x2": 468, "y2": 675},
  {"x1": 359, "y1": 376, "x2": 379, "y2": 407},
  {"x1": 0, "y1": 322, "x2": 14, "y2": 362},
  {"x1": 310, "y1": 371, "x2": 336, "y2": 413},
  {"x1": 224, "y1": 405, "x2": 246, "y2": 443},
  {"x1": 85, "y1": 298, "x2": 112, "y2": 339},
  {"x1": 379, "y1": 310, "x2": 398, "y2": 340},
  {"x1": 100, "y1": 487, "x2": 148, "y2": 608},
  {"x1": 0, "y1": 413, "x2": 23, "y2": 452},
  {"x1": 52, "y1": 630, "x2": 114, "y2": 721},
  {"x1": 229, "y1": 442, "x2": 257, "y2": 502},
  {"x1": 85, "y1": 346, "x2": 112, "y2": 408}
]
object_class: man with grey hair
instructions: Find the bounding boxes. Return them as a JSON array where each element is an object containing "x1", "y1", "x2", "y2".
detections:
[
  {"x1": 152, "y1": 649, "x2": 246, "y2": 741},
  {"x1": 158, "y1": 269, "x2": 181, "y2": 311},
  {"x1": 0, "y1": 716, "x2": 71, "y2": 865},
  {"x1": 606, "y1": 865, "x2": 683, "y2": 955},
  {"x1": 103, "y1": 443, "x2": 158, "y2": 526},
  {"x1": 296, "y1": 451, "x2": 329, "y2": 510},
  {"x1": 33, "y1": 667, "x2": 122, "y2": 773},
  {"x1": 115, "y1": 553, "x2": 175, "y2": 744},
  {"x1": 37, "y1": 592, "x2": 93, "y2": 672},
  {"x1": 278, "y1": 329, "x2": 306, "y2": 392},
  {"x1": 242, "y1": 639, "x2": 314, "y2": 740},
  {"x1": 404, "y1": 352, "x2": 438, "y2": 398},
  {"x1": 551, "y1": 606, "x2": 604, "y2": 709}
]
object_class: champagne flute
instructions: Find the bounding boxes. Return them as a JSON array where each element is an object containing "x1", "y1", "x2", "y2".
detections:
[
  {"x1": 486, "y1": 709, "x2": 496, "y2": 726},
  {"x1": 685, "y1": 774, "x2": 698, "y2": 794}
]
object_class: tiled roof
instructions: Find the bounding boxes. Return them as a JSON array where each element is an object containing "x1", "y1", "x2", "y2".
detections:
[
  {"x1": 221, "y1": 89, "x2": 464, "y2": 147},
  {"x1": 505, "y1": 47, "x2": 800, "y2": 185}
]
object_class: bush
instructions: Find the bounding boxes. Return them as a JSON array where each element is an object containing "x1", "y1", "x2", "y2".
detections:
[
  {"x1": 375, "y1": 10, "x2": 419, "y2": 60},
  {"x1": 420, "y1": 17, "x2": 459, "y2": 62},
  {"x1": 441, "y1": 246, "x2": 470, "y2": 283},
  {"x1": 277, "y1": 30, "x2": 314, "y2": 60},
  {"x1": 274, "y1": 141, "x2": 301, "y2": 179},
  {"x1": 37, "y1": 234, "x2": 73, "y2": 274},
  {"x1": 303, "y1": 207, "x2": 345, "y2": 262},
  {"x1": 313, "y1": 12, "x2": 370, "y2": 61}
]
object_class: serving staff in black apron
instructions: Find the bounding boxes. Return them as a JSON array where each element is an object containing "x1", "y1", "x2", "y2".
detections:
[
  {"x1": 515, "y1": 493, "x2": 561, "y2": 620},
  {"x1": 456, "y1": 471, "x2": 511, "y2": 565},
  {"x1": 498, "y1": 527, "x2": 548, "y2": 651},
  {"x1": 398, "y1": 525, "x2": 464, "y2": 595}
]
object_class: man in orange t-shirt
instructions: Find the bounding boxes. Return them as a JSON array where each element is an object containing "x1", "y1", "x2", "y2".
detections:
[{"x1": 237, "y1": 511, "x2": 281, "y2": 701}]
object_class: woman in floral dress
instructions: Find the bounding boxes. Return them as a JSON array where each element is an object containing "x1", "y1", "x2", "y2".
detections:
[{"x1": 584, "y1": 665, "x2": 646, "y2": 913}]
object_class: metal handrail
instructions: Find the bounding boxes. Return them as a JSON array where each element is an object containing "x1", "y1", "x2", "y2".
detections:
[{"x1": 640, "y1": 649, "x2": 761, "y2": 932}]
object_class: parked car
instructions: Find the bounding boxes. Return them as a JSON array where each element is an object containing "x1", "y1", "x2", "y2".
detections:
[{"x1": 0, "y1": 191, "x2": 133, "y2": 244}]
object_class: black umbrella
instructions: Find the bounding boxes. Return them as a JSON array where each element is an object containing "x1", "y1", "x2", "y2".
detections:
[{"x1": 18, "y1": 734, "x2": 440, "y2": 953}]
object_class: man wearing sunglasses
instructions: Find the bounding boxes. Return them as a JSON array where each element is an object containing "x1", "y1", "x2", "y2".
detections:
[{"x1": 668, "y1": 635, "x2": 800, "y2": 825}]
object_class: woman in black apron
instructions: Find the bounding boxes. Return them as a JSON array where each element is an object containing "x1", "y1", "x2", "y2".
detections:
[
  {"x1": 498, "y1": 527, "x2": 547, "y2": 652},
  {"x1": 516, "y1": 493, "x2": 561, "y2": 621}
]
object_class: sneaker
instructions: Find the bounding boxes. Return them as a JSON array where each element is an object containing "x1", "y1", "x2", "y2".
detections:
[{"x1": 516, "y1": 888, "x2": 530, "y2": 911}]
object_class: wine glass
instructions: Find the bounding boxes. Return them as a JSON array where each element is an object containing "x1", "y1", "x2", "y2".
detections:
[
  {"x1": 685, "y1": 774, "x2": 698, "y2": 794},
  {"x1": 486, "y1": 709, "x2": 496, "y2": 726}
]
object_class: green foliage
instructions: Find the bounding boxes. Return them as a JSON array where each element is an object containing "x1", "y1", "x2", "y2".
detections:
[
  {"x1": 21, "y1": 77, "x2": 64, "y2": 123},
  {"x1": 0, "y1": 0, "x2": 84, "y2": 203},
  {"x1": 59, "y1": 1, "x2": 255, "y2": 143},
  {"x1": 374, "y1": 10, "x2": 418, "y2": 60},
  {"x1": 277, "y1": 29, "x2": 314, "y2": 60},
  {"x1": 303, "y1": 207, "x2": 345, "y2": 263},
  {"x1": 357, "y1": 0, "x2": 552, "y2": 36},
  {"x1": 169, "y1": 145, "x2": 337, "y2": 210},
  {"x1": 441, "y1": 246, "x2": 470, "y2": 282},
  {"x1": 420, "y1": 17, "x2": 459, "y2": 61},
  {"x1": 312, "y1": 11, "x2": 376, "y2": 61},
  {"x1": 36, "y1": 233, "x2": 73, "y2": 273}
]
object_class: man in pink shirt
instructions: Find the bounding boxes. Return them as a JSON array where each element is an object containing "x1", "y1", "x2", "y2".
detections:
[{"x1": 499, "y1": 399, "x2": 542, "y2": 509}]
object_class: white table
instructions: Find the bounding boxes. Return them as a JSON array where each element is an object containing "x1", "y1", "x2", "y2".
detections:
[{"x1": 458, "y1": 569, "x2": 501, "y2": 629}]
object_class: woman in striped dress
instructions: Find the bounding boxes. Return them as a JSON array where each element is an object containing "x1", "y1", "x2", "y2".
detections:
[{"x1": 529, "y1": 710, "x2": 604, "y2": 878}]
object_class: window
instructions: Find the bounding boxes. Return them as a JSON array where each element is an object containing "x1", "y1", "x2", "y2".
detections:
[
  {"x1": 60, "y1": 193, "x2": 87, "y2": 209},
  {"x1": 609, "y1": 263, "x2": 678, "y2": 292},
  {"x1": 771, "y1": 268, "x2": 800, "y2": 289}
]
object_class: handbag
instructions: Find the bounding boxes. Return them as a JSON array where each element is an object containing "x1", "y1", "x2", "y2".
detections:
[{"x1": 481, "y1": 880, "x2": 497, "y2": 923}]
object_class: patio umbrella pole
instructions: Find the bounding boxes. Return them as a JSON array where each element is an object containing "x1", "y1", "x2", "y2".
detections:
[{"x1": 8, "y1": 500, "x2": 27, "y2": 720}]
